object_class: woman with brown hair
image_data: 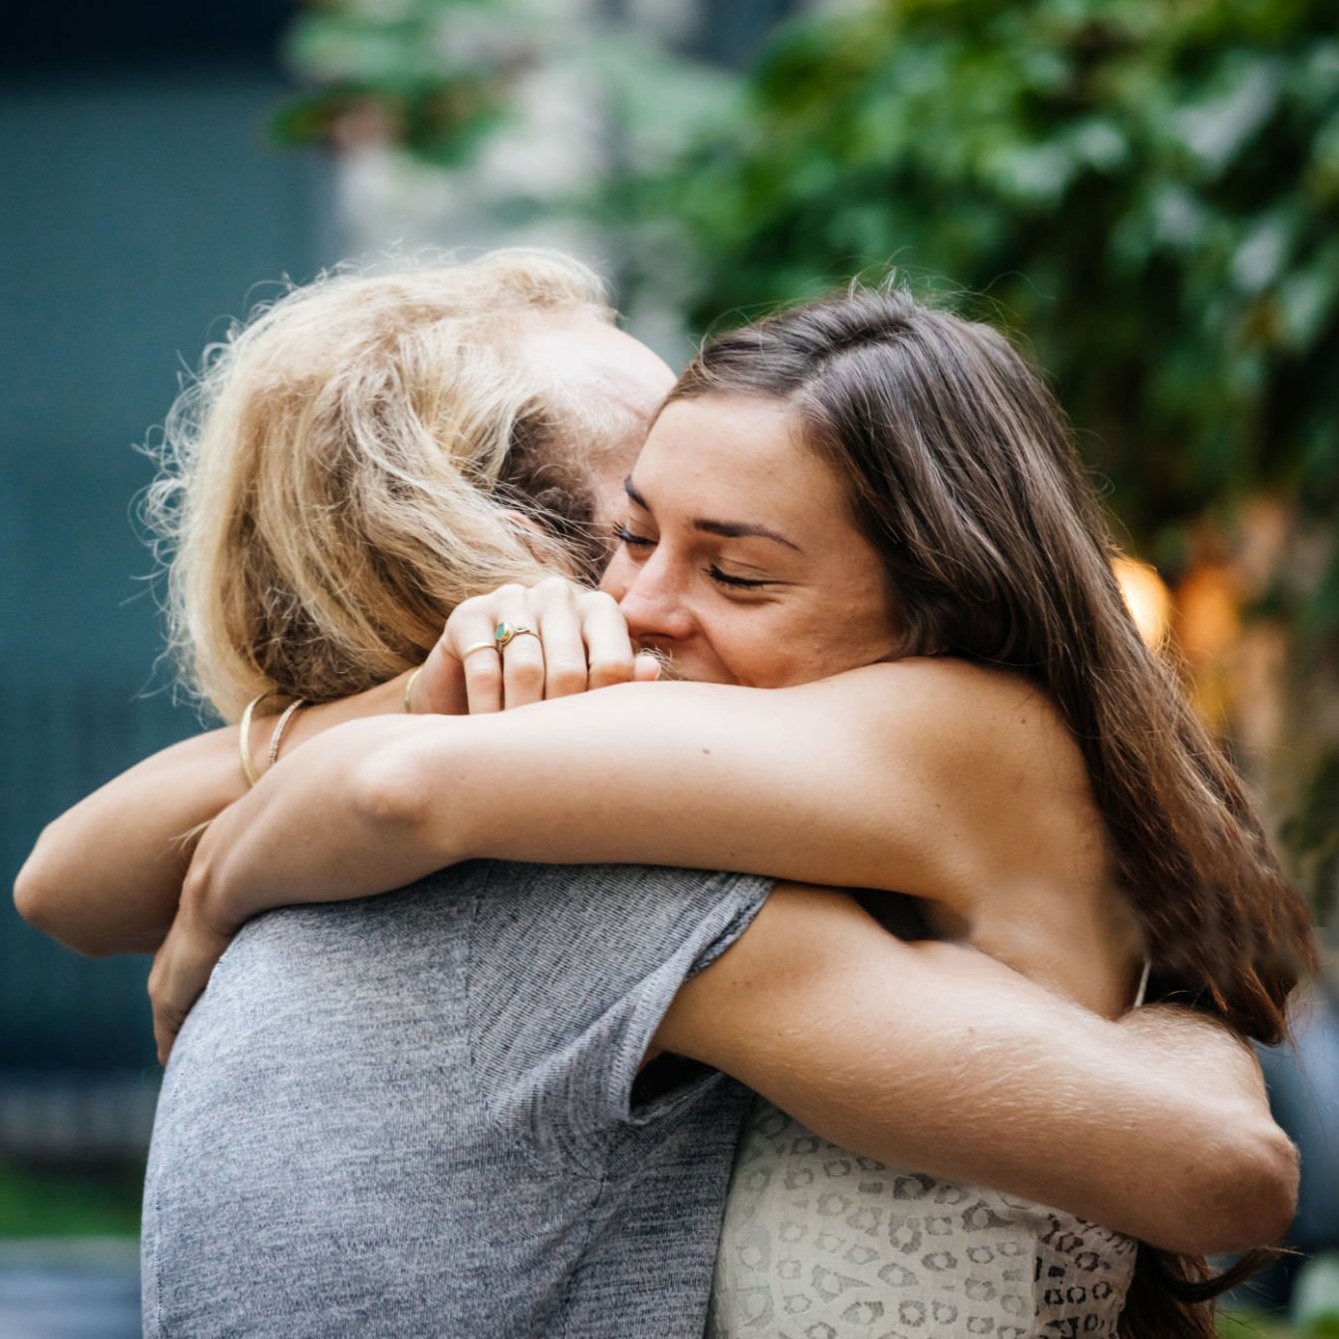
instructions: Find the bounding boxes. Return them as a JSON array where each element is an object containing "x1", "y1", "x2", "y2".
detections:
[{"x1": 150, "y1": 285, "x2": 1315, "y2": 1335}]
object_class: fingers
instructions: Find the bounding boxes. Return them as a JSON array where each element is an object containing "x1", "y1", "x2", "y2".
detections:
[
  {"x1": 577, "y1": 590, "x2": 639, "y2": 691},
  {"x1": 534, "y1": 590, "x2": 589, "y2": 702},
  {"x1": 147, "y1": 913, "x2": 234, "y2": 1066},
  {"x1": 441, "y1": 594, "x2": 507, "y2": 714},
  {"x1": 153, "y1": 1002, "x2": 184, "y2": 1067},
  {"x1": 410, "y1": 641, "x2": 470, "y2": 716},
  {"x1": 148, "y1": 950, "x2": 188, "y2": 1066},
  {"x1": 439, "y1": 578, "x2": 642, "y2": 713}
]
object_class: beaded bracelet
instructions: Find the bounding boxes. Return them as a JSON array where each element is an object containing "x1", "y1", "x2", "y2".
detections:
[{"x1": 265, "y1": 697, "x2": 306, "y2": 772}]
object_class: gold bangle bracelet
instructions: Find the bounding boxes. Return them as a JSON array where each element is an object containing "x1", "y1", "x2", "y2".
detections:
[
  {"x1": 238, "y1": 693, "x2": 266, "y2": 788},
  {"x1": 265, "y1": 698, "x2": 306, "y2": 772},
  {"x1": 403, "y1": 666, "x2": 423, "y2": 714}
]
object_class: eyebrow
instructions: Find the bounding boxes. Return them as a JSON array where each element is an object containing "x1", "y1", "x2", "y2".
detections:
[{"x1": 624, "y1": 477, "x2": 803, "y2": 553}]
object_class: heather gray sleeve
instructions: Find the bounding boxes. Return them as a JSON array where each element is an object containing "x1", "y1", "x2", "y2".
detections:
[
  {"x1": 461, "y1": 861, "x2": 771, "y2": 1167},
  {"x1": 143, "y1": 863, "x2": 769, "y2": 1338}
]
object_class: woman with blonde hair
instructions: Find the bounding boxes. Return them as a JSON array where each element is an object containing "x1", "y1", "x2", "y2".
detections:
[
  {"x1": 20, "y1": 265, "x2": 1303, "y2": 1336},
  {"x1": 149, "y1": 247, "x2": 657, "y2": 717},
  {"x1": 19, "y1": 248, "x2": 669, "y2": 950}
]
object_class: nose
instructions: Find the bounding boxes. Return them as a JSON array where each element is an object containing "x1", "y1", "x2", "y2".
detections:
[{"x1": 612, "y1": 547, "x2": 697, "y2": 645}]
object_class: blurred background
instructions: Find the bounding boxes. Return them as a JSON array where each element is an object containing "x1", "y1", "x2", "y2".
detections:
[{"x1": 1, "y1": 0, "x2": 1335, "y2": 1334}]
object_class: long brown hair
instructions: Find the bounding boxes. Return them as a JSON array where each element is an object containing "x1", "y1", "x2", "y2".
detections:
[{"x1": 670, "y1": 286, "x2": 1316, "y2": 1337}]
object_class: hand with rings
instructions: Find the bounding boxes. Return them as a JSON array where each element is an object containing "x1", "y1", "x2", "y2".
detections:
[{"x1": 409, "y1": 577, "x2": 660, "y2": 715}]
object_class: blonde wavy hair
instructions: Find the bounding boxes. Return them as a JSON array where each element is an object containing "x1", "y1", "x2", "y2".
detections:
[{"x1": 144, "y1": 250, "x2": 627, "y2": 721}]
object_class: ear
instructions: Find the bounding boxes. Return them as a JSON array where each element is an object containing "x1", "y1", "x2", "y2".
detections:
[{"x1": 503, "y1": 507, "x2": 549, "y2": 559}]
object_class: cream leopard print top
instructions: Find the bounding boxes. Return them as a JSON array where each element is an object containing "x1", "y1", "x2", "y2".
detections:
[
  {"x1": 707, "y1": 1101, "x2": 1136, "y2": 1338},
  {"x1": 707, "y1": 964, "x2": 1149, "y2": 1338}
]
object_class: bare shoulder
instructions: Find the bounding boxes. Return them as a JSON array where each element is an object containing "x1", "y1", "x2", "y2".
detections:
[
  {"x1": 818, "y1": 658, "x2": 1104, "y2": 899},
  {"x1": 831, "y1": 657, "x2": 1087, "y2": 788}
]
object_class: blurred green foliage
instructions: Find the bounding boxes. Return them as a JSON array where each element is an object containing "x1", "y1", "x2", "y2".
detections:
[
  {"x1": 274, "y1": 0, "x2": 523, "y2": 164},
  {"x1": 1292, "y1": 1254, "x2": 1339, "y2": 1334},
  {"x1": 274, "y1": 0, "x2": 1338, "y2": 913},
  {"x1": 275, "y1": 0, "x2": 735, "y2": 171},
  {"x1": 627, "y1": 0, "x2": 1339, "y2": 913},
  {"x1": 0, "y1": 1163, "x2": 141, "y2": 1238},
  {"x1": 1220, "y1": 1314, "x2": 1327, "y2": 1338},
  {"x1": 640, "y1": 0, "x2": 1339, "y2": 548}
]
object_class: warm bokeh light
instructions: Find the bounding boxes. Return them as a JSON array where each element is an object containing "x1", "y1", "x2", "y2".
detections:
[{"x1": 1114, "y1": 555, "x2": 1172, "y2": 650}]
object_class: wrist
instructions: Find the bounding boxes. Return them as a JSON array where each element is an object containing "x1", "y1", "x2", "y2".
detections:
[
  {"x1": 180, "y1": 848, "x2": 240, "y2": 939},
  {"x1": 291, "y1": 675, "x2": 410, "y2": 752},
  {"x1": 182, "y1": 801, "x2": 266, "y2": 936}
]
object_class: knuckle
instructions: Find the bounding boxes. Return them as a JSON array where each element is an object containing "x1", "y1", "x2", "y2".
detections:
[
  {"x1": 509, "y1": 658, "x2": 546, "y2": 690},
  {"x1": 548, "y1": 663, "x2": 589, "y2": 696},
  {"x1": 466, "y1": 658, "x2": 502, "y2": 686},
  {"x1": 588, "y1": 657, "x2": 633, "y2": 687}
]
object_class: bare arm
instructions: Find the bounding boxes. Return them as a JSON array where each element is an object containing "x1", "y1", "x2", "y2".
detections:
[
  {"x1": 14, "y1": 675, "x2": 411, "y2": 956},
  {"x1": 14, "y1": 578, "x2": 653, "y2": 958},
  {"x1": 657, "y1": 884, "x2": 1296, "y2": 1257},
  {"x1": 149, "y1": 667, "x2": 1300, "y2": 1256},
  {"x1": 191, "y1": 663, "x2": 1066, "y2": 933}
]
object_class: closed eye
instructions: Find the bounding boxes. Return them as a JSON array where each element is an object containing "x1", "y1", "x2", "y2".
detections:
[
  {"x1": 706, "y1": 566, "x2": 780, "y2": 590},
  {"x1": 613, "y1": 523, "x2": 655, "y2": 550},
  {"x1": 617, "y1": 524, "x2": 780, "y2": 589}
]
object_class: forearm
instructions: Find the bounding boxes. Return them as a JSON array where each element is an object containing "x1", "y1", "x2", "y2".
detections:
[
  {"x1": 186, "y1": 714, "x2": 433, "y2": 932},
  {"x1": 15, "y1": 731, "x2": 245, "y2": 955},
  {"x1": 194, "y1": 671, "x2": 972, "y2": 932},
  {"x1": 662, "y1": 889, "x2": 1296, "y2": 1256},
  {"x1": 810, "y1": 997, "x2": 1293, "y2": 1254},
  {"x1": 14, "y1": 675, "x2": 411, "y2": 955}
]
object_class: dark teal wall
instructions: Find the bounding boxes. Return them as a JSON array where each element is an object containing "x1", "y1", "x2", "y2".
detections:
[{"x1": 0, "y1": 66, "x2": 324, "y2": 1074}]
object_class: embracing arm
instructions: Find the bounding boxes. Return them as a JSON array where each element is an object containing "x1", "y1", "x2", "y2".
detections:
[
  {"x1": 190, "y1": 663, "x2": 1055, "y2": 931},
  {"x1": 16, "y1": 579, "x2": 655, "y2": 958},
  {"x1": 660, "y1": 884, "x2": 1296, "y2": 1257},
  {"x1": 14, "y1": 675, "x2": 412, "y2": 956}
]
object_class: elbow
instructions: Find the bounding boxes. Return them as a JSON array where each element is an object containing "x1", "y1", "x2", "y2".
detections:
[
  {"x1": 12, "y1": 845, "x2": 52, "y2": 931},
  {"x1": 346, "y1": 728, "x2": 469, "y2": 869},
  {"x1": 1162, "y1": 1112, "x2": 1298, "y2": 1256},
  {"x1": 1206, "y1": 1115, "x2": 1298, "y2": 1252},
  {"x1": 348, "y1": 744, "x2": 436, "y2": 835},
  {"x1": 13, "y1": 835, "x2": 102, "y2": 957}
]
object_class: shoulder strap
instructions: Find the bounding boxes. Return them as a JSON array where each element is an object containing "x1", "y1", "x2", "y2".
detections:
[{"x1": 1132, "y1": 957, "x2": 1152, "y2": 1009}]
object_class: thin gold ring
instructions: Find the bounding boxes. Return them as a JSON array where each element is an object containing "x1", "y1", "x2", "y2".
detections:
[
  {"x1": 493, "y1": 622, "x2": 539, "y2": 652},
  {"x1": 458, "y1": 640, "x2": 498, "y2": 660}
]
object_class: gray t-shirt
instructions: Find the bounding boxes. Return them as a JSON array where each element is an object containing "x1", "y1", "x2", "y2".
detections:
[{"x1": 141, "y1": 861, "x2": 770, "y2": 1338}]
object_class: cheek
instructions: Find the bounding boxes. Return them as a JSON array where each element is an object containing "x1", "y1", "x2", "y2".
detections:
[
  {"x1": 711, "y1": 615, "x2": 813, "y2": 689},
  {"x1": 775, "y1": 589, "x2": 896, "y2": 683}
]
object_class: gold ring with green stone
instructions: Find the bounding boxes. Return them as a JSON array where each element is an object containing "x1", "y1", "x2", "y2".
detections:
[{"x1": 494, "y1": 622, "x2": 538, "y2": 651}]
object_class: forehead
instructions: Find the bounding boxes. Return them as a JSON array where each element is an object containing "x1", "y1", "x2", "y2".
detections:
[
  {"x1": 517, "y1": 314, "x2": 675, "y2": 423},
  {"x1": 634, "y1": 394, "x2": 850, "y2": 532}
]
